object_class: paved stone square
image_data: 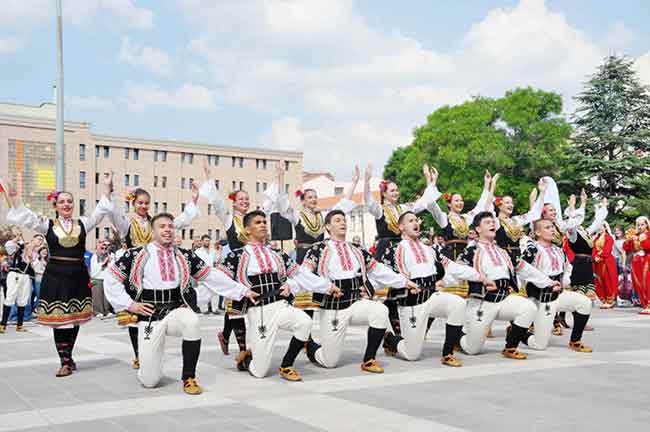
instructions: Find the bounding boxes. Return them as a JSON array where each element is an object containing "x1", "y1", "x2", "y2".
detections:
[{"x1": 0, "y1": 308, "x2": 648, "y2": 432}]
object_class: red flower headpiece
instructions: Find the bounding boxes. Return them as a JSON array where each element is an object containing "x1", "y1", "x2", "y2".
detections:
[
  {"x1": 228, "y1": 192, "x2": 237, "y2": 201},
  {"x1": 442, "y1": 192, "x2": 452, "y2": 202},
  {"x1": 295, "y1": 190, "x2": 304, "y2": 198},
  {"x1": 494, "y1": 196, "x2": 504, "y2": 207},
  {"x1": 379, "y1": 180, "x2": 390, "y2": 193},
  {"x1": 47, "y1": 191, "x2": 61, "y2": 202},
  {"x1": 125, "y1": 191, "x2": 136, "y2": 203}
]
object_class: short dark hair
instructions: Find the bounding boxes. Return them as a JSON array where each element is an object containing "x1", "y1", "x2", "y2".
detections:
[
  {"x1": 243, "y1": 210, "x2": 266, "y2": 227},
  {"x1": 134, "y1": 188, "x2": 151, "y2": 201},
  {"x1": 200, "y1": 234, "x2": 210, "y2": 240},
  {"x1": 151, "y1": 212, "x2": 175, "y2": 226},
  {"x1": 325, "y1": 209, "x2": 345, "y2": 225},
  {"x1": 471, "y1": 211, "x2": 494, "y2": 230},
  {"x1": 397, "y1": 211, "x2": 416, "y2": 225}
]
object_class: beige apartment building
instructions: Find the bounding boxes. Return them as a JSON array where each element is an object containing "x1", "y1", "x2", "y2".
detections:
[{"x1": 0, "y1": 101, "x2": 303, "y2": 249}]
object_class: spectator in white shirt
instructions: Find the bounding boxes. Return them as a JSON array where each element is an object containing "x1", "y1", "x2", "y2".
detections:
[{"x1": 89, "y1": 240, "x2": 114, "y2": 318}]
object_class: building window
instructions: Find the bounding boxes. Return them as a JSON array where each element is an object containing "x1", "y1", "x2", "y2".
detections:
[
  {"x1": 181, "y1": 177, "x2": 186, "y2": 189},
  {"x1": 103, "y1": 146, "x2": 110, "y2": 158},
  {"x1": 95, "y1": 173, "x2": 99, "y2": 185},
  {"x1": 163, "y1": 202, "x2": 168, "y2": 212},
  {"x1": 79, "y1": 199, "x2": 86, "y2": 216},
  {"x1": 154, "y1": 150, "x2": 167, "y2": 162},
  {"x1": 124, "y1": 174, "x2": 130, "y2": 186},
  {"x1": 124, "y1": 201, "x2": 130, "y2": 213},
  {"x1": 189, "y1": 178, "x2": 194, "y2": 189},
  {"x1": 133, "y1": 149, "x2": 139, "y2": 160},
  {"x1": 208, "y1": 204, "x2": 212, "y2": 215},
  {"x1": 79, "y1": 144, "x2": 86, "y2": 161},
  {"x1": 216, "y1": 229, "x2": 221, "y2": 240},
  {"x1": 182, "y1": 153, "x2": 194, "y2": 164},
  {"x1": 153, "y1": 176, "x2": 158, "y2": 187},
  {"x1": 231, "y1": 156, "x2": 236, "y2": 167},
  {"x1": 181, "y1": 203, "x2": 186, "y2": 212},
  {"x1": 214, "y1": 179, "x2": 219, "y2": 190},
  {"x1": 104, "y1": 227, "x2": 110, "y2": 238},
  {"x1": 189, "y1": 229, "x2": 194, "y2": 240},
  {"x1": 95, "y1": 146, "x2": 100, "y2": 157},
  {"x1": 285, "y1": 161, "x2": 290, "y2": 171},
  {"x1": 154, "y1": 202, "x2": 159, "y2": 213},
  {"x1": 209, "y1": 155, "x2": 219, "y2": 166},
  {"x1": 181, "y1": 229, "x2": 186, "y2": 240},
  {"x1": 162, "y1": 176, "x2": 167, "y2": 188},
  {"x1": 256, "y1": 159, "x2": 260, "y2": 169},
  {"x1": 232, "y1": 180, "x2": 236, "y2": 191},
  {"x1": 256, "y1": 182, "x2": 260, "y2": 193},
  {"x1": 285, "y1": 184, "x2": 289, "y2": 193},
  {"x1": 239, "y1": 181, "x2": 244, "y2": 190},
  {"x1": 263, "y1": 182, "x2": 268, "y2": 191},
  {"x1": 134, "y1": 175, "x2": 140, "y2": 186},
  {"x1": 208, "y1": 229, "x2": 212, "y2": 239},
  {"x1": 124, "y1": 148, "x2": 130, "y2": 159},
  {"x1": 239, "y1": 157, "x2": 244, "y2": 168},
  {"x1": 95, "y1": 227, "x2": 100, "y2": 239},
  {"x1": 79, "y1": 171, "x2": 86, "y2": 189},
  {"x1": 334, "y1": 187, "x2": 344, "y2": 195}
]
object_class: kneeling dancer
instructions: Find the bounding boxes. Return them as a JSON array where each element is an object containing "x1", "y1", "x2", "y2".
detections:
[
  {"x1": 520, "y1": 219, "x2": 593, "y2": 352},
  {"x1": 303, "y1": 210, "x2": 419, "y2": 373},
  {"x1": 219, "y1": 210, "x2": 336, "y2": 381},
  {"x1": 455, "y1": 212, "x2": 557, "y2": 359},
  {"x1": 105, "y1": 213, "x2": 256, "y2": 394},
  {"x1": 380, "y1": 211, "x2": 480, "y2": 366}
]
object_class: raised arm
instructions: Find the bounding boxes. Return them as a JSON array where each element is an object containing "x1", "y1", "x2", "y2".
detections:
[
  {"x1": 199, "y1": 161, "x2": 233, "y2": 228},
  {"x1": 364, "y1": 163, "x2": 383, "y2": 219},
  {"x1": 466, "y1": 171, "x2": 494, "y2": 219},
  {"x1": 405, "y1": 164, "x2": 442, "y2": 214},
  {"x1": 5, "y1": 184, "x2": 48, "y2": 234},
  {"x1": 332, "y1": 165, "x2": 361, "y2": 214},
  {"x1": 585, "y1": 198, "x2": 609, "y2": 236},
  {"x1": 174, "y1": 180, "x2": 200, "y2": 229},
  {"x1": 514, "y1": 179, "x2": 547, "y2": 226}
]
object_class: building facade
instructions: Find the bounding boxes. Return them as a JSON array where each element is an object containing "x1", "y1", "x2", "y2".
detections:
[{"x1": 0, "y1": 102, "x2": 303, "y2": 249}]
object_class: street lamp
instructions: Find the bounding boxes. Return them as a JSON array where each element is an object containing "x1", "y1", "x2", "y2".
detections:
[{"x1": 55, "y1": 0, "x2": 65, "y2": 190}]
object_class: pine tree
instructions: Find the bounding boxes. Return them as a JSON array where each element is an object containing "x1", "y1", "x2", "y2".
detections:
[{"x1": 571, "y1": 55, "x2": 650, "y2": 220}]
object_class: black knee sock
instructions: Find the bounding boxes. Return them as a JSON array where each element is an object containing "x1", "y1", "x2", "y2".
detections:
[
  {"x1": 570, "y1": 312, "x2": 590, "y2": 342},
  {"x1": 305, "y1": 339, "x2": 321, "y2": 364},
  {"x1": 1, "y1": 305, "x2": 11, "y2": 326},
  {"x1": 505, "y1": 323, "x2": 528, "y2": 349},
  {"x1": 16, "y1": 306, "x2": 25, "y2": 327},
  {"x1": 442, "y1": 324, "x2": 463, "y2": 356},
  {"x1": 363, "y1": 327, "x2": 386, "y2": 362},
  {"x1": 181, "y1": 339, "x2": 201, "y2": 380},
  {"x1": 385, "y1": 300, "x2": 401, "y2": 336},
  {"x1": 222, "y1": 314, "x2": 232, "y2": 342},
  {"x1": 231, "y1": 319, "x2": 247, "y2": 352},
  {"x1": 281, "y1": 336, "x2": 306, "y2": 368},
  {"x1": 521, "y1": 330, "x2": 533, "y2": 346},
  {"x1": 128, "y1": 326, "x2": 139, "y2": 358},
  {"x1": 426, "y1": 317, "x2": 435, "y2": 332},
  {"x1": 383, "y1": 331, "x2": 402, "y2": 353},
  {"x1": 53, "y1": 328, "x2": 73, "y2": 367}
]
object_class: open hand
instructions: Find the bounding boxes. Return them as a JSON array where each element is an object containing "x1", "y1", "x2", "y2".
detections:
[{"x1": 127, "y1": 302, "x2": 154, "y2": 317}]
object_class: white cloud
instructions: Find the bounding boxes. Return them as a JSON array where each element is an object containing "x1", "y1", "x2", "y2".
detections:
[
  {"x1": 178, "y1": 0, "x2": 618, "y2": 176},
  {"x1": 0, "y1": 38, "x2": 22, "y2": 55},
  {"x1": 122, "y1": 81, "x2": 217, "y2": 112},
  {"x1": 119, "y1": 37, "x2": 173, "y2": 78},
  {"x1": 602, "y1": 21, "x2": 636, "y2": 52},
  {"x1": 634, "y1": 52, "x2": 650, "y2": 87},
  {"x1": 0, "y1": 0, "x2": 154, "y2": 54},
  {"x1": 67, "y1": 95, "x2": 115, "y2": 111}
]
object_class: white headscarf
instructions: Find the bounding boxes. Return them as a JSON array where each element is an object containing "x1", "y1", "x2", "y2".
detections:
[{"x1": 541, "y1": 176, "x2": 563, "y2": 226}]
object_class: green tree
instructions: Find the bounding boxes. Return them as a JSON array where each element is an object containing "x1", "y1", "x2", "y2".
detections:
[
  {"x1": 384, "y1": 87, "x2": 573, "y2": 220},
  {"x1": 571, "y1": 55, "x2": 650, "y2": 222}
]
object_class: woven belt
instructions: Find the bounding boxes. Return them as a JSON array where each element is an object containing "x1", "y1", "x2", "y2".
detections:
[{"x1": 50, "y1": 256, "x2": 83, "y2": 262}]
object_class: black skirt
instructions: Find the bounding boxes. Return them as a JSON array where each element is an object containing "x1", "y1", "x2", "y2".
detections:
[
  {"x1": 569, "y1": 255, "x2": 596, "y2": 295},
  {"x1": 37, "y1": 259, "x2": 93, "y2": 327}
]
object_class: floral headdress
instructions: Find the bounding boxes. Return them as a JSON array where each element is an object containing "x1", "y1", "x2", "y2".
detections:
[
  {"x1": 47, "y1": 191, "x2": 61, "y2": 203},
  {"x1": 228, "y1": 191, "x2": 237, "y2": 201},
  {"x1": 379, "y1": 180, "x2": 390, "y2": 193},
  {"x1": 442, "y1": 192, "x2": 452, "y2": 202},
  {"x1": 494, "y1": 196, "x2": 504, "y2": 207}
]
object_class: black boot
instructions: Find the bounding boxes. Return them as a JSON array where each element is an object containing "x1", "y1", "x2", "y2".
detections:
[
  {"x1": 281, "y1": 336, "x2": 307, "y2": 368},
  {"x1": 128, "y1": 326, "x2": 139, "y2": 358},
  {"x1": 1, "y1": 305, "x2": 10, "y2": 327},
  {"x1": 385, "y1": 300, "x2": 401, "y2": 336},
  {"x1": 305, "y1": 339, "x2": 321, "y2": 365},
  {"x1": 382, "y1": 331, "x2": 402, "y2": 357},
  {"x1": 231, "y1": 318, "x2": 247, "y2": 352},
  {"x1": 442, "y1": 324, "x2": 463, "y2": 356},
  {"x1": 570, "y1": 312, "x2": 590, "y2": 343}
]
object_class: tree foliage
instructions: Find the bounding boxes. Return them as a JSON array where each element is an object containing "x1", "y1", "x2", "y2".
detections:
[
  {"x1": 570, "y1": 55, "x2": 650, "y2": 222},
  {"x1": 384, "y1": 87, "x2": 573, "y2": 221}
]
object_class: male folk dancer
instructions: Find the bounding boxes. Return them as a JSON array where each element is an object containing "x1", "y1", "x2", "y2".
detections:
[
  {"x1": 454, "y1": 212, "x2": 559, "y2": 359},
  {"x1": 303, "y1": 210, "x2": 419, "y2": 373},
  {"x1": 381, "y1": 212, "x2": 481, "y2": 366},
  {"x1": 104, "y1": 213, "x2": 256, "y2": 395},
  {"x1": 0, "y1": 238, "x2": 34, "y2": 333},
  {"x1": 219, "y1": 210, "x2": 336, "y2": 381},
  {"x1": 520, "y1": 219, "x2": 593, "y2": 352}
]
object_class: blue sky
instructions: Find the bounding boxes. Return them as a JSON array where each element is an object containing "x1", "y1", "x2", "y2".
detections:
[{"x1": 1, "y1": 0, "x2": 649, "y2": 178}]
